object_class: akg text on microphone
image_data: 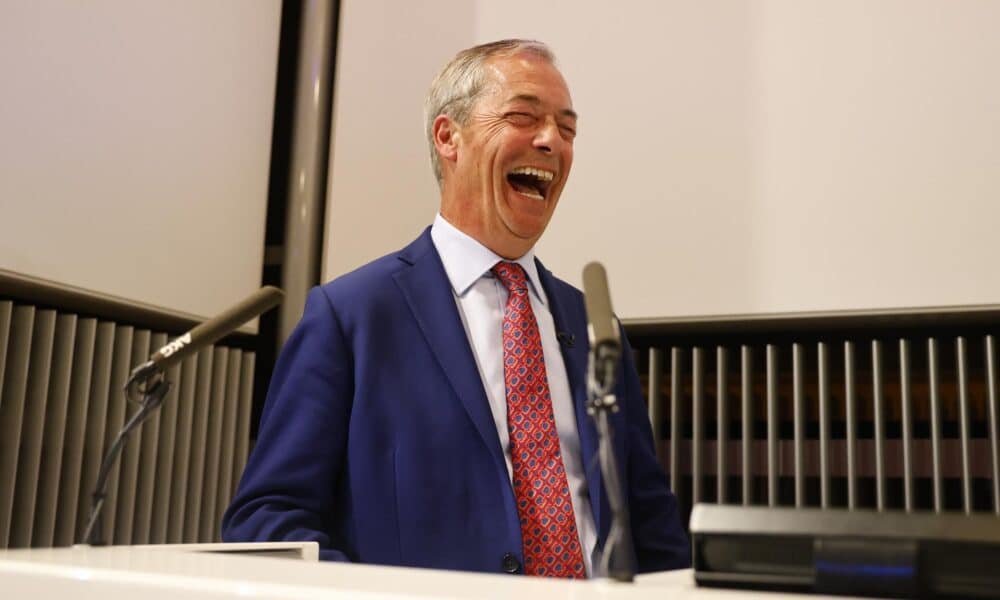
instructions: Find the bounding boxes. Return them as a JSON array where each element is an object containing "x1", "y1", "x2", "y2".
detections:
[{"x1": 131, "y1": 286, "x2": 284, "y2": 382}]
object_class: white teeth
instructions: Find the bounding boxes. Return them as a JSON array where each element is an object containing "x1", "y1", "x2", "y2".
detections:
[{"x1": 509, "y1": 166, "x2": 554, "y2": 181}]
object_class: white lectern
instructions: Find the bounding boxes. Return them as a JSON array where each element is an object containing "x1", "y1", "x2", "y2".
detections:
[{"x1": 0, "y1": 544, "x2": 836, "y2": 599}]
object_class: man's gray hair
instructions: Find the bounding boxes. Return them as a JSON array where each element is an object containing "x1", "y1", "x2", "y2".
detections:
[{"x1": 424, "y1": 39, "x2": 555, "y2": 186}]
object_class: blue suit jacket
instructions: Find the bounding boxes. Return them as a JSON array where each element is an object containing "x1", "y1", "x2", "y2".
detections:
[{"x1": 222, "y1": 229, "x2": 690, "y2": 574}]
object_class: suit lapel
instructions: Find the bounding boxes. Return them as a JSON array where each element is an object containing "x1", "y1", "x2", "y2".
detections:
[
  {"x1": 393, "y1": 231, "x2": 507, "y2": 474},
  {"x1": 535, "y1": 260, "x2": 607, "y2": 543}
]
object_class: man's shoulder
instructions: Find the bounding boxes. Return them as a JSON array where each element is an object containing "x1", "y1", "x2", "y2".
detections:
[
  {"x1": 320, "y1": 251, "x2": 404, "y2": 296},
  {"x1": 317, "y1": 228, "x2": 435, "y2": 302}
]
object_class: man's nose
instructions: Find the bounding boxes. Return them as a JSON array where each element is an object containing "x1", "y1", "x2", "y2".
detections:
[{"x1": 532, "y1": 118, "x2": 562, "y2": 153}]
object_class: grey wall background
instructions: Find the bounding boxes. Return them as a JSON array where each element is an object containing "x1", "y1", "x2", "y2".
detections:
[
  {"x1": 323, "y1": 0, "x2": 1000, "y2": 320},
  {"x1": 0, "y1": 1, "x2": 282, "y2": 330}
]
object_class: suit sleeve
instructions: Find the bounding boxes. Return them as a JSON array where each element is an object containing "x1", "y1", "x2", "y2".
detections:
[
  {"x1": 221, "y1": 287, "x2": 353, "y2": 561},
  {"x1": 619, "y1": 333, "x2": 692, "y2": 572}
]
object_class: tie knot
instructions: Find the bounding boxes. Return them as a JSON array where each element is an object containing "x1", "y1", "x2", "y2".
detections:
[{"x1": 492, "y1": 261, "x2": 528, "y2": 294}]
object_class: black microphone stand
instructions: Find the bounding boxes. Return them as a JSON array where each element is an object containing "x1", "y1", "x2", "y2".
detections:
[
  {"x1": 587, "y1": 346, "x2": 635, "y2": 583},
  {"x1": 81, "y1": 364, "x2": 170, "y2": 546}
]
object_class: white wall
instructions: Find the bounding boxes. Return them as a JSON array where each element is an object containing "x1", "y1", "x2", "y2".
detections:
[
  {"x1": 323, "y1": 0, "x2": 1000, "y2": 319},
  {"x1": 0, "y1": 1, "x2": 281, "y2": 327},
  {"x1": 323, "y1": 0, "x2": 474, "y2": 279},
  {"x1": 745, "y1": 1, "x2": 1000, "y2": 314}
]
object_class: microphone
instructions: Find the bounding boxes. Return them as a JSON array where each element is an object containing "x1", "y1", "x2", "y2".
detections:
[
  {"x1": 557, "y1": 331, "x2": 576, "y2": 348},
  {"x1": 129, "y1": 285, "x2": 284, "y2": 383},
  {"x1": 581, "y1": 262, "x2": 634, "y2": 582},
  {"x1": 83, "y1": 285, "x2": 284, "y2": 546},
  {"x1": 582, "y1": 261, "x2": 621, "y2": 365}
]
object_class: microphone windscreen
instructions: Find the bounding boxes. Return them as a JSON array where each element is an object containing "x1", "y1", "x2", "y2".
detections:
[
  {"x1": 150, "y1": 286, "x2": 284, "y2": 371},
  {"x1": 582, "y1": 262, "x2": 621, "y2": 352}
]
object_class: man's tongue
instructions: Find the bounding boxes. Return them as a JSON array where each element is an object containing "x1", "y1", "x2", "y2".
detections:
[{"x1": 507, "y1": 174, "x2": 543, "y2": 199}]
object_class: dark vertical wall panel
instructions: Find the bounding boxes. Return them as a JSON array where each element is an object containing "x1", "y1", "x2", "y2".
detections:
[
  {"x1": 766, "y1": 344, "x2": 778, "y2": 507},
  {"x1": 215, "y1": 348, "x2": 243, "y2": 541},
  {"x1": 0, "y1": 304, "x2": 8, "y2": 540},
  {"x1": 0, "y1": 305, "x2": 36, "y2": 547},
  {"x1": 97, "y1": 326, "x2": 134, "y2": 545},
  {"x1": 26, "y1": 314, "x2": 77, "y2": 547},
  {"x1": 928, "y1": 338, "x2": 943, "y2": 513},
  {"x1": 716, "y1": 346, "x2": 728, "y2": 504},
  {"x1": 184, "y1": 348, "x2": 215, "y2": 542},
  {"x1": 669, "y1": 348, "x2": 682, "y2": 500},
  {"x1": 169, "y1": 353, "x2": 200, "y2": 543},
  {"x1": 900, "y1": 339, "x2": 914, "y2": 513},
  {"x1": 233, "y1": 353, "x2": 255, "y2": 496},
  {"x1": 113, "y1": 329, "x2": 150, "y2": 544},
  {"x1": 150, "y1": 358, "x2": 183, "y2": 545},
  {"x1": 48, "y1": 318, "x2": 96, "y2": 547},
  {"x1": 818, "y1": 342, "x2": 830, "y2": 509},
  {"x1": 200, "y1": 347, "x2": 230, "y2": 542},
  {"x1": 956, "y1": 337, "x2": 972, "y2": 515},
  {"x1": 844, "y1": 341, "x2": 857, "y2": 510},
  {"x1": 0, "y1": 302, "x2": 12, "y2": 405},
  {"x1": 792, "y1": 343, "x2": 804, "y2": 508},
  {"x1": 9, "y1": 309, "x2": 57, "y2": 547},
  {"x1": 70, "y1": 322, "x2": 115, "y2": 545},
  {"x1": 872, "y1": 340, "x2": 885, "y2": 511},
  {"x1": 648, "y1": 348, "x2": 663, "y2": 465},
  {"x1": 691, "y1": 347, "x2": 704, "y2": 506},
  {"x1": 987, "y1": 335, "x2": 1000, "y2": 515},
  {"x1": 131, "y1": 332, "x2": 167, "y2": 544},
  {"x1": 741, "y1": 346, "x2": 752, "y2": 506}
]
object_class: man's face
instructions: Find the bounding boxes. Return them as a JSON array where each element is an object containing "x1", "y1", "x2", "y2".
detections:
[{"x1": 440, "y1": 52, "x2": 576, "y2": 258}]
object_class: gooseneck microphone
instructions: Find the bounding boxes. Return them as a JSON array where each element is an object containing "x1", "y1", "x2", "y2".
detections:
[
  {"x1": 581, "y1": 261, "x2": 634, "y2": 583},
  {"x1": 128, "y1": 285, "x2": 284, "y2": 384},
  {"x1": 82, "y1": 286, "x2": 284, "y2": 546},
  {"x1": 583, "y1": 262, "x2": 621, "y2": 391}
]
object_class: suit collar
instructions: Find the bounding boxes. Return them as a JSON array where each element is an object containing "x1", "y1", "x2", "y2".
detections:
[{"x1": 393, "y1": 228, "x2": 508, "y2": 475}]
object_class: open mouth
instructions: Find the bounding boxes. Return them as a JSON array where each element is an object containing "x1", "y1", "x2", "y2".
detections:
[{"x1": 506, "y1": 166, "x2": 554, "y2": 200}]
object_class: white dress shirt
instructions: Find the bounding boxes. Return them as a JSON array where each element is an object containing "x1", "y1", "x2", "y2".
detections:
[{"x1": 430, "y1": 213, "x2": 597, "y2": 576}]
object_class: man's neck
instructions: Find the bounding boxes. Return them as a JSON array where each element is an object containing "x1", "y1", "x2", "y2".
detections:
[{"x1": 437, "y1": 211, "x2": 533, "y2": 260}]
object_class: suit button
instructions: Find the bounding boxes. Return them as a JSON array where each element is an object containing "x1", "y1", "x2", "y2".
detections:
[{"x1": 501, "y1": 553, "x2": 521, "y2": 574}]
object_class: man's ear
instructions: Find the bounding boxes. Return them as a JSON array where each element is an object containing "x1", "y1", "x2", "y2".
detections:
[{"x1": 432, "y1": 114, "x2": 460, "y2": 167}]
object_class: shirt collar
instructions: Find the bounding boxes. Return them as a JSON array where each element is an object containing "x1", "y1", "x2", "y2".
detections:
[{"x1": 430, "y1": 213, "x2": 547, "y2": 305}]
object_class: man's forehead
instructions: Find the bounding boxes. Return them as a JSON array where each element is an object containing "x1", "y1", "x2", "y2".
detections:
[{"x1": 481, "y1": 55, "x2": 575, "y2": 115}]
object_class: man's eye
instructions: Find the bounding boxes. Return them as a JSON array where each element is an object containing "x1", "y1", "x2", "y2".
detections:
[
  {"x1": 559, "y1": 125, "x2": 577, "y2": 139},
  {"x1": 505, "y1": 112, "x2": 537, "y2": 125}
]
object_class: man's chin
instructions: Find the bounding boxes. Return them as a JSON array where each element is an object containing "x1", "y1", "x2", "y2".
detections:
[{"x1": 501, "y1": 217, "x2": 549, "y2": 246}]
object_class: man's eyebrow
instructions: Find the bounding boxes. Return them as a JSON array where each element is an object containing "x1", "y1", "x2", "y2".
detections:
[{"x1": 506, "y1": 94, "x2": 578, "y2": 120}]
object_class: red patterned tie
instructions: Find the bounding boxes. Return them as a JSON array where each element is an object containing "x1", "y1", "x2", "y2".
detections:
[{"x1": 492, "y1": 262, "x2": 586, "y2": 578}]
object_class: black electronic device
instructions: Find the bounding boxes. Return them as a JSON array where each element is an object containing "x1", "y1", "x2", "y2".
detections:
[{"x1": 691, "y1": 503, "x2": 1000, "y2": 598}]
